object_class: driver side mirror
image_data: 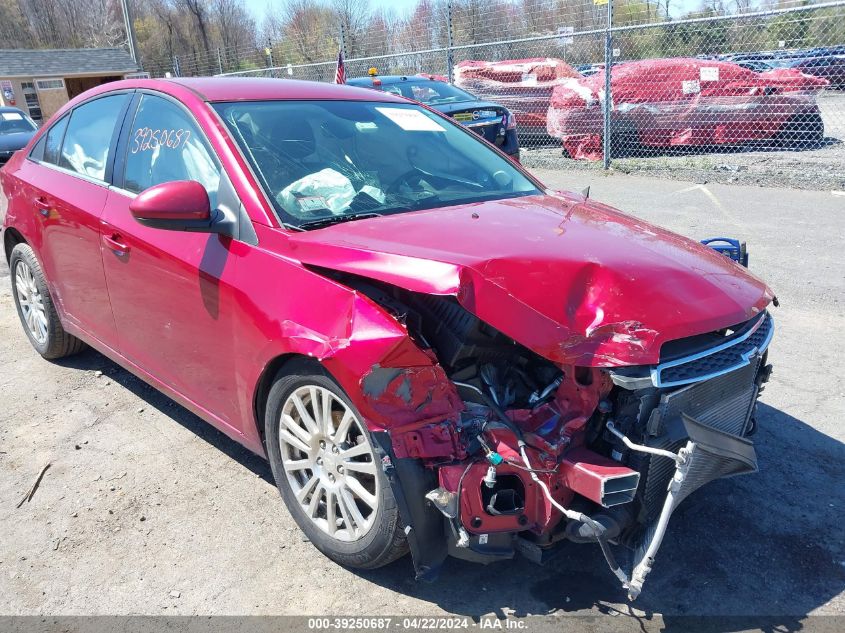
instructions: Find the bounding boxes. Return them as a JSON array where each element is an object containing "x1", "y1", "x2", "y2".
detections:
[{"x1": 130, "y1": 180, "x2": 223, "y2": 233}]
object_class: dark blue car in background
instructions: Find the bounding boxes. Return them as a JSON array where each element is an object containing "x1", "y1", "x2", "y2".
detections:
[
  {"x1": 0, "y1": 107, "x2": 38, "y2": 165},
  {"x1": 347, "y1": 73, "x2": 520, "y2": 160}
]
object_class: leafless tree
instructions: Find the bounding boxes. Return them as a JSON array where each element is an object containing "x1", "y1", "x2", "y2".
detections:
[
  {"x1": 179, "y1": 0, "x2": 212, "y2": 55},
  {"x1": 0, "y1": 0, "x2": 33, "y2": 48},
  {"x1": 263, "y1": 0, "x2": 337, "y2": 64},
  {"x1": 333, "y1": 0, "x2": 370, "y2": 56},
  {"x1": 211, "y1": 0, "x2": 256, "y2": 68},
  {"x1": 733, "y1": 0, "x2": 753, "y2": 13}
]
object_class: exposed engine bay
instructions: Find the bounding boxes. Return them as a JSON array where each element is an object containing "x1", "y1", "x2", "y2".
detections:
[{"x1": 329, "y1": 265, "x2": 774, "y2": 600}]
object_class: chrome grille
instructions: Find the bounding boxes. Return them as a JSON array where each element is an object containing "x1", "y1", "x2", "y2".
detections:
[
  {"x1": 650, "y1": 360, "x2": 759, "y2": 437},
  {"x1": 652, "y1": 311, "x2": 773, "y2": 387}
]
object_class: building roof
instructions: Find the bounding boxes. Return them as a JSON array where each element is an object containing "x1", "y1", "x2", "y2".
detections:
[{"x1": 0, "y1": 47, "x2": 138, "y2": 78}]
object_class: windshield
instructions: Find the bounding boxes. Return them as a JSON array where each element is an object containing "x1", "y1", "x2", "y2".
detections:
[
  {"x1": 380, "y1": 81, "x2": 478, "y2": 105},
  {"x1": 0, "y1": 111, "x2": 37, "y2": 135},
  {"x1": 213, "y1": 100, "x2": 539, "y2": 229}
]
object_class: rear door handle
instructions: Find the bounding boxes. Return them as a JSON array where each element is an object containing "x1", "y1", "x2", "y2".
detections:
[
  {"x1": 34, "y1": 196, "x2": 50, "y2": 217},
  {"x1": 103, "y1": 233, "x2": 130, "y2": 257}
]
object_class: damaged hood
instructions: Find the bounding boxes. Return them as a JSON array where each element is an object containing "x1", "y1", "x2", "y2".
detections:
[{"x1": 286, "y1": 193, "x2": 774, "y2": 366}]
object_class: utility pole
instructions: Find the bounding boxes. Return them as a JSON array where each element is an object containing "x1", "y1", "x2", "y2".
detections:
[
  {"x1": 266, "y1": 37, "x2": 274, "y2": 73},
  {"x1": 446, "y1": 0, "x2": 454, "y2": 83},
  {"x1": 119, "y1": 0, "x2": 142, "y2": 71}
]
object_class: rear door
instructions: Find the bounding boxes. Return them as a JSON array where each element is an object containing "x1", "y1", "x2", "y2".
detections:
[
  {"x1": 20, "y1": 92, "x2": 131, "y2": 345},
  {"x1": 101, "y1": 92, "x2": 244, "y2": 433}
]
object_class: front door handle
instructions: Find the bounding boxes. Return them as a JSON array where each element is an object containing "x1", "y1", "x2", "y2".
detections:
[{"x1": 103, "y1": 233, "x2": 130, "y2": 257}]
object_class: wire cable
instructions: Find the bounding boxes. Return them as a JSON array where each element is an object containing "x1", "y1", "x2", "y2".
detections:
[{"x1": 519, "y1": 445, "x2": 630, "y2": 587}]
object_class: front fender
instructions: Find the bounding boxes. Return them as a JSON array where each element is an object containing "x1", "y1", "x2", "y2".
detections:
[{"x1": 238, "y1": 226, "x2": 462, "y2": 450}]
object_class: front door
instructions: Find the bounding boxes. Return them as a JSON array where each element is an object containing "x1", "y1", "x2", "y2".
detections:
[{"x1": 100, "y1": 93, "x2": 244, "y2": 433}]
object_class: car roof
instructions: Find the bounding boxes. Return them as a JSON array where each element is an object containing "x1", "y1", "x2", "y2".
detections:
[
  {"x1": 0, "y1": 106, "x2": 26, "y2": 114},
  {"x1": 74, "y1": 77, "x2": 411, "y2": 104},
  {"x1": 169, "y1": 77, "x2": 412, "y2": 102}
]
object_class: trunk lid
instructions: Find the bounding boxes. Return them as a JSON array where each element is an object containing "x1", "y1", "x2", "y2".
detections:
[{"x1": 435, "y1": 100, "x2": 507, "y2": 145}]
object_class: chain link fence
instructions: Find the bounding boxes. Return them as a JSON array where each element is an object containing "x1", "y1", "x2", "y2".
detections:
[{"x1": 150, "y1": 0, "x2": 845, "y2": 189}]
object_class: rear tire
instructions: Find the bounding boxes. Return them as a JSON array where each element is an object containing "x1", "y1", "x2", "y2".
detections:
[
  {"x1": 264, "y1": 361, "x2": 408, "y2": 569},
  {"x1": 778, "y1": 111, "x2": 824, "y2": 149},
  {"x1": 9, "y1": 243, "x2": 86, "y2": 360},
  {"x1": 610, "y1": 119, "x2": 640, "y2": 158}
]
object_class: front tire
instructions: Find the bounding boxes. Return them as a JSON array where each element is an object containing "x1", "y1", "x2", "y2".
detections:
[
  {"x1": 265, "y1": 362, "x2": 407, "y2": 569},
  {"x1": 9, "y1": 243, "x2": 86, "y2": 359}
]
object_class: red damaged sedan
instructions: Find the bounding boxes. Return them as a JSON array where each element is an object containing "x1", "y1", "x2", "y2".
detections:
[
  {"x1": 547, "y1": 57, "x2": 827, "y2": 160},
  {"x1": 0, "y1": 78, "x2": 775, "y2": 598}
]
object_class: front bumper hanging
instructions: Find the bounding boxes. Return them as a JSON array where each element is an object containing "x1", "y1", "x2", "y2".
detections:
[{"x1": 622, "y1": 413, "x2": 758, "y2": 599}]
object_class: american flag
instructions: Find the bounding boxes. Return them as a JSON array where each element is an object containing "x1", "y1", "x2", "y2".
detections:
[{"x1": 334, "y1": 48, "x2": 346, "y2": 85}]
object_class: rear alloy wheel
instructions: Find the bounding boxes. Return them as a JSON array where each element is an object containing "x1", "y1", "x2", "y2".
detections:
[
  {"x1": 9, "y1": 243, "x2": 86, "y2": 359},
  {"x1": 265, "y1": 365, "x2": 407, "y2": 568},
  {"x1": 15, "y1": 257, "x2": 48, "y2": 346}
]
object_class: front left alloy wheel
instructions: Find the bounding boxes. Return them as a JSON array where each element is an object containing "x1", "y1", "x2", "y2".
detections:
[{"x1": 265, "y1": 363, "x2": 407, "y2": 568}]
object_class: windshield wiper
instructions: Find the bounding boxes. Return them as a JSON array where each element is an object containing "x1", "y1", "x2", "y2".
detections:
[{"x1": 297, "y1": 212, "x2": 383, "y2": 231}]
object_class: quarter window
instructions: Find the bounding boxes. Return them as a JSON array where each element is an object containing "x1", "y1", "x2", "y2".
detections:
[
  {"x1": 123, "y1": 94, "x2": 220, "y2": 207},
  {"x1": 59, "y1": 94, "x2": 128, "y2": 180},
  {"x1": 42, "y1": 114, "x2": 69, "y2": 165}
]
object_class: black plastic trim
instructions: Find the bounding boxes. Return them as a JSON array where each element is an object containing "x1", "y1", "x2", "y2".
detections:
[{"x1": 371, "y1": 430, "x2": 447, "y2": 581}]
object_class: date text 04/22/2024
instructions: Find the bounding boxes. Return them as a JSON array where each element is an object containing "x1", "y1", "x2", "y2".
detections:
[{"x1": 307, "y1": 617, "x2": 528, "y2": 630}]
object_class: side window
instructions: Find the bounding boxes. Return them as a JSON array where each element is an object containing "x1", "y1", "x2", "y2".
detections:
[
  {"x1": 30, "y1": 134, "x2": 47, "y2": 162},
  {"x1": 39, "y1": 114, "x2": 69, "y2": 165},
  {"x1": 123, "y1": 94, "x2": 220, "y2": 207},
  {"x1": 59, "y1": 94, "x2": 128, "y2": 180}
]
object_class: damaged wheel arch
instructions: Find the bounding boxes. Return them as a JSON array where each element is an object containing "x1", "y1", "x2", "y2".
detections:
[{"x1": 262, "y1": 363, "x2": 411, "y2": 569}]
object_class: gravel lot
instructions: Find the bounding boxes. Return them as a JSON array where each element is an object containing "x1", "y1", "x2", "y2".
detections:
[
  {"x1": 522, "y1": 90, "x2": 845, "y2": 192},
  {"x1": 0, "y1": 171, "x2": 844, "y2": 628}
]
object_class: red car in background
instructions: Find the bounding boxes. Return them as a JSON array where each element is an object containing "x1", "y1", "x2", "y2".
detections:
[
  {"x1": 1, "y1": 77, "x2": 775, "y2": 599},
  {"x1": 546, "y1": 58, "x2": 828, "y2": 160},
  {"x1": 454, "y1": 58, "x2": 581, "y2": 141}
]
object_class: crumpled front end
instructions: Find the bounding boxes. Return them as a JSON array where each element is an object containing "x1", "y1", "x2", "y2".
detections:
[
  {"x1": 324, "y1": 265, "x2": 774, "y2": 599},
  {"x1": 287, "y1": 196, "x2": 776, "y2": 598}
]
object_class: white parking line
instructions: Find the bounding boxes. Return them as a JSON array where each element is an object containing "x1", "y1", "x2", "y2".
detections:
[
  {"x1": 675, "y1": 183, "x2": 747, "y2": 229},
  {"x1": 832, "y1": 190, "x2": 845, "y2": 197}
]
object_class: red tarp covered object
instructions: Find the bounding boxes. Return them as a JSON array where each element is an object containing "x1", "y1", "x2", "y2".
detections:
[
  {"x1": 454, "y1": 58, "x2": 581, "y2": 131},
  {"x1": 545, "y1": 58, "x2": 828, "y2": 160}
]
